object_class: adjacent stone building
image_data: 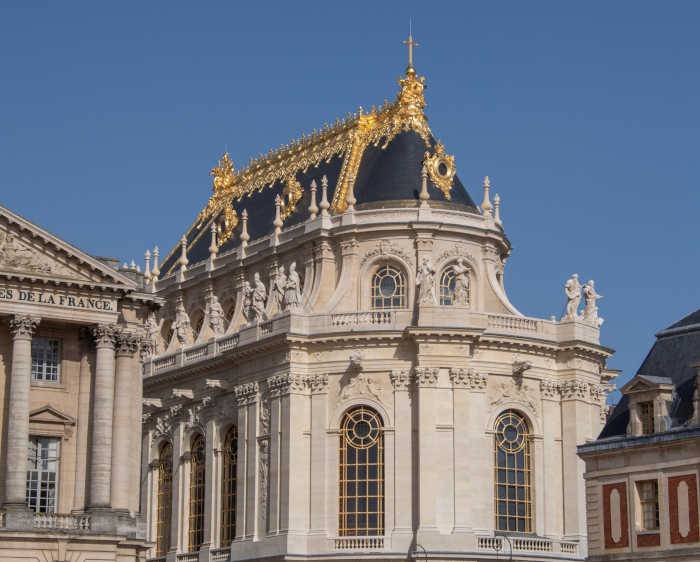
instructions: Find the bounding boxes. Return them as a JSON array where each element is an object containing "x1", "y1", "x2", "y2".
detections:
[
  {"x1": 0, "y1": 205, "x2": 159, "y2": 560},
  {"x1": 139, "y1": 53, "x2": 616, "y2": 562},
  {"x1": 579, "y1": 309, "x2": 700, "y2": 562}
]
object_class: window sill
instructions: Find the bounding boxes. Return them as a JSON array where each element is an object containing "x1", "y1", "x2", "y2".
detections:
[{"x1": 31, "y1": 380, "x2": 65, "y2": 390}]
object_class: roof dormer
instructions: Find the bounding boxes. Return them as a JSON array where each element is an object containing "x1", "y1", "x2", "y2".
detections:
[{"x1": 620, "y1": 374, "x2": 674, "y2": 436}]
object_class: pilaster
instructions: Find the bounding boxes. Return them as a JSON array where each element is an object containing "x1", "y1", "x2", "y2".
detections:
[
  {"x1": 415, "y1": 366, "x2": 440, "y2": 539},
  {"x1": 308, "y1": 374, "x2": 329, "y2": 536},
  {"x1": 390, "y1": 369, "x2": 414, "y2": 543}
]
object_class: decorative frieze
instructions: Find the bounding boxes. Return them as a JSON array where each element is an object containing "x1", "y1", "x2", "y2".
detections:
[
  {"x1": 414, "y1": 366, "x2": 439, "y2": 387},
  {"x1": 449, "y1": 368, "x2": 488, "y2": 391},
  {"x1": 8, "y1": 314, "x2": 40, "y2": 339},
  {"x1": 267, "y1": 373, "x2": 307, "y2": 396},
  {"x1": 560, "y1": 380, "x2": 589, "y2": 400},
  {"x1": 234, "y1": 381, "x2": 259, "y2": 406},
  {"x1": 390, "y1": 369, "x2": 412, "y2": 391},
  {"x1": 360, "y1": 240, "x2": 411, "y2": 266},
  {"x1": 540, "y1": 379, "x2": 561, "y2": 400},
  {"x1": 307, "y1": 374, "x2": 329, "y2": 394}
]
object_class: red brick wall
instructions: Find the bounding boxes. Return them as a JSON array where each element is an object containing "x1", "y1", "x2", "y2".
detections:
[
  {"x1": 669, "y1": 474, "x2": 699, "y2": 544},
  {"x1": 603, "y1": 482, "x2": 629, "y2": 549}
]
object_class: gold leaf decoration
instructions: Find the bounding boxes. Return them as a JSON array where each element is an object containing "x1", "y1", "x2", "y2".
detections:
[
  {"x1": 423, "y1": 143, "x2": 456, "y2": 200},
  {"x1": 280, "y1": 176, "x2": 303, "y2": 221}
]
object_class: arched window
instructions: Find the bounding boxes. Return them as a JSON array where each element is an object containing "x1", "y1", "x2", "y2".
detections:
[
  {"x1": 220, "y1": 426, "x2": 238, "y2": 545},
  {"x1": 155, "y1": 442, "x2": 173, "y2": 556},
  {"x1": 191, "y1": 311, "x2": 205, "y2": 340},
  {"x1": 339, "y1": 406, "x2": 384, "y2": 536},
  {"x1": 494, "y1": 410, "x2": 533, "y2": 533},
  {"x1": 188, "y1": 434, "x2": 206, "y2": 551},
  {"x1": 440, "y1": 261, "x2": 470, "y2": 306},
  {"x1": 371, "y1": 265, "x2": 406, "y2": 309}
]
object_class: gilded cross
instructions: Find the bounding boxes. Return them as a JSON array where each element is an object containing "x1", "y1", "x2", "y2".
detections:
[{"x1": 403, "y1": 32, "x2": 419, "y2": 68}]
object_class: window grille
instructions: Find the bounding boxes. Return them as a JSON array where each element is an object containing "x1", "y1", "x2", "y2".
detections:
[
  {"x1": 188, "y1": 434, "x2": 206, "y2": 551},
  {"x1": 371, "y1": 265, "x2": 406, "y2": 309},
  {"x1": 26, "y1": 436, "x2": 59, "y2": 513},
  {"x1": 339, "y1": 406, "x2": 384, "y2": 536},
  {"x1": 494, "y1": 410, "x2": 533, "y2": 533},
  {"x1": 439, "y1": 268, "x2": 456, "y2": 305},
  {"x1": 31, "y1": 337, "x2": 60, "y2": 382},
  {"x1": 637, "y1": 480, "x2": 660, "y2": 530},
  {"x1": 156, "y1": 442, "x2": 173, "y2": 556},
  {"x1": 639, "y1": 401, "x2": 655, "y2": 435},
  {"x1": 220, "y1": 426, "x2": 238, "y2": 545}
]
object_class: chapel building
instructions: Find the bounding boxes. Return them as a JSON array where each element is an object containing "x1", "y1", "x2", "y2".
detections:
[
  {"x1": 139, "y1": 49, "x2": 616, "y2": 562},
  {"x1": 579, "y1": 309, "x2": 700, "y2": 562},
  {"x1": 0, "y1": 205, "x2": 160, "y2": 560}
]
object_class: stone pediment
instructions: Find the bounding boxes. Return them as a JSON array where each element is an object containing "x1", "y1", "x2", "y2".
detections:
[
  {"x1": 29, "y1": 405, "x2": 76, "y2": 426},
  {"x1": 0, "y1": 205, "x2": 135, "y2": 288},
  {"x1": 621, "y1": 374, "x2": 674, "y2": 395}
]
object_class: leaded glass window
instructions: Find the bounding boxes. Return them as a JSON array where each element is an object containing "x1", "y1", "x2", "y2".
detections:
[
  {"x1": 188, "y1": 434, "x2": 206, "y2": 551},
  {"x1": 637, "y1": 480, "x2": 660, "y2": 531},
  {"x1": 494, "y1": 410, "x2": 533, "y2": 533},
  {"x1": 639, "y1": 401, "x2": 655, "y2": 435},
  {"x1": 220, "y1": 426, "x2": 237, "y2": 545},
  {"x1": 31, "y1": 337, "x2": 60, "y2": 382},
  {"x1": 156, "y1": 441, "x2": 173, "y2": 556},
  {"x1": 371, "y1": 265, "x2": 405, "y2": 309},
  {"x1": 26, "y1": 436, "x2": 59, "y2": 513},
  {"x1": 339, "y1": 406, "x2": 384, "y2": 536}
]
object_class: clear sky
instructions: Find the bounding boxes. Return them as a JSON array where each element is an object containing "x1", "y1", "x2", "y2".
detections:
[{"x1": 1, "y1": 2, "x2": 698, "y2": 394}]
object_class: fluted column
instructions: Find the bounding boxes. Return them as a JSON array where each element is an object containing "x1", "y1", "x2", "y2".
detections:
[
  {"x1": 4, "y1": 315, "x2": 40, "y2": 506},
  {"x1": 111, "y1": 329, "x2": 139, "y2": 510},
  {"x1": 89, "y1": 324, "x2": 116, "y2": 508}
]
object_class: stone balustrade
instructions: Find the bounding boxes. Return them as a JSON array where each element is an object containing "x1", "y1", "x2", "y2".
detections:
[
  {"x1": 210, "y1": 547, "x2": 231, "y2": 561},
  {"x1": 33, "y1": 512, "x2": 91, "y2": 531},
  {"x1": 476, "y1": 535, "x2": 579, "y2": 556},
  {"x1": 333, "y1": 536, "x2": 385, "y2": 550},
  {"x1": 142, "y1": 309, "x2": 599, "y2": 378}
]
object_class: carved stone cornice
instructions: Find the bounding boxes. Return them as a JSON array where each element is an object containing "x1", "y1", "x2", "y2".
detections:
[
  {"x1": 8, "y1": 314, "x2": 40, "y2": 340},
  {"x1": 560, "y1": 380, "x2": 589, "y2": 401},
  {"x1": 307, "y1": 374, "x2": 329, "y2": 394},
  {"x1": 414, "y1": 366, "x2": 439, "y2": 387},
  {"x1": 267, "y1": 373, "x2": 307, "y2": 396},
  {"x1": 234, "y1": 382, "x2": 259, "y2": 406},
  {"x1": 449, "y1": 368, "x2": 487, "y2": 391},
  {"x1": 92, "y1": 324, "x2": 116, "y2": 348},
  {"x1": 540, "y1": 379, "x2": 561, "y2": 400},
  {"x1": 115, "y1": 329, "x2": 140, "y2": 356},
  {"x1": 390, "y1": 369, "x2": 413, "y2": 391}
]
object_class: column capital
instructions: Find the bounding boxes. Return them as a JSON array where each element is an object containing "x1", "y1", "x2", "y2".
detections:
[
  {"x1": 114, "y1": 329, "x2": 140, "y2": 356},
  {"x1": 8, "y1": 314, "x2": 40, "y2": 340},
  {"x1": 92, "y1": 324, "x2": 116, "y2": 348}
]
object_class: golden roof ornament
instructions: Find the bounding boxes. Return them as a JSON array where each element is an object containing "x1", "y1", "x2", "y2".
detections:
[
  {"x1": 197, "y1": 152, "x2": 240, "y2": 245},
  {"x1": 423, "y1": 142, "x2": 456, "y2": 200}
]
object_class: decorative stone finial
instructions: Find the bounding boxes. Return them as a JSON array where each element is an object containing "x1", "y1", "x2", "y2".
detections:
[
  {"x1": 144, "y1": 249, "x2": 151, "y2": 282},
  {"x1": 240, "y1": 209, "x2": 250, "y2": 257},
  {"x1": 494, "y1": 193, "x2": 502, "y2": 225},
  {"x1": 151, "y1": 246, "x2": 160, "y2": 290},
  {"x1": 320, "y1": 175, "x2": 330, "y2": 217},
  {"x1": 209, "y1": 222, "x2": 218, "y2": 259},
  {"x1": 419, "y1": 161, "x2": 430, "y2": 207},
  {"x1": 178, "y1": 235, "x2": 188, "y2": 272},
  {"x1": 309, "y1": 179, "x2": 319, "y2": 219},
  {"x1": 346, "y1": 174, "x2": 356, "y2": 212},
  {"x1": 273, "y1": 194, "x2": 283, "y2": 245},
  {"x1": 481, "y1": 176, "x2": 493, "y2": 218}
]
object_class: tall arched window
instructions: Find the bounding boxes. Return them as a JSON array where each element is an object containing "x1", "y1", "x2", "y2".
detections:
[
  {"x1": 156, "y1": 441, "x2": 173, "y2": 556},
  {"x1": 371, "y1": 265, "x2": 406, "y2": 309},
  {"x1": 188, "y1": 434, "x2": 206, "y2": 551},
  {"x1": 220, "y1": 426, "x2": 238, "y2": 545},
  {"x1": 439, "y1": 260, "x2": 470, "y2": 306},
  {"x1": 339, "y1": 406, "x2": 384, "y2": 536},
  {"x1": 494, "y1": 410, "x2": 533, "y2": 533}
]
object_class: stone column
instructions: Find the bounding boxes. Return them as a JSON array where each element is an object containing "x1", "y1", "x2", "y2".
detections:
[
  {"x1": 111, "y1": 329, "x2": 139, "y2": 510},
  {"x1": 4, "y1": 315, "x2": 40, "y2": 507},
  {"x1": 89, "y1": 324, "x2": 116, "y2": 508}
]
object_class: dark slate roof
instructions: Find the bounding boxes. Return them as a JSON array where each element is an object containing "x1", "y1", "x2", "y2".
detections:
[
  {"x1": 160, "y1": 131, "x2": 479, "y2": 277},
  {"x1": 599, "y1": 308, "x2": 700, "y2": 439}
]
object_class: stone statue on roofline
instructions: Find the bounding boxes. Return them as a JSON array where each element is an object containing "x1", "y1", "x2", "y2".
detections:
[
  {"x1": 173, "y1": 298, "x2": 192, "y2": 345},
  {"x1": 208, "y1": 293, "x2": 225, "y2": 335},
  {"x1": 242, "y1": 280, "x2": 254, "y2": 323},
  {"x1": 452, "y1": 258, "x2": 470, "y2": 306},
  {"x1": 252, "y1": 272, "x2": 267, "y2": 321},
  {"x1": 562, "y1": 273, "x2": 582, "y2": 320},
  {"x1": 271, "y1": 264, "x2": 286, "y2": 315},
  {"x1": 583, "y1": 279, "x2": 603, "y2": 326}
]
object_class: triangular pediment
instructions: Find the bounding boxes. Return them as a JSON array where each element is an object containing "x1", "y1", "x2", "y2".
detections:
[
  {"x1": 29, "y1": 405, "x2": 76, "y2": 426},
  {"x1": 0, "y1": 205, "x2": 135, "y2": 289},
  {"x1": 621, "y1": 374, "x2": 674, "y2": 395}
]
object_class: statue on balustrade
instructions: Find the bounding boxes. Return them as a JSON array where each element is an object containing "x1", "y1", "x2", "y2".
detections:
[
  {"x1": 242, "y1": 280, "x2": 254, "y2": 323},
  {"x1": 452, "y1": 258, "x2": 470, "y2": 306},
  {"x1": 283, "y1": 261, "x2": 302, "y2": 311},
  {"x1": 208, "y1": 293, "x2": 225, "y2": 335},
  {"x1": 252, "y1": 272, "x2": 267, "y2": 321},
  {"x1": 583, "y1": 279, "x2": 603, "y2": 325},
  {"x1": 271, "y1": 264, "x2": 286, "y2": 315},
  {"x1": 562, "y1": 273, "x2": 582, "y2": 320},
  {"x1": 173, "y1": 299, "x2": 192, "y2": 345}
]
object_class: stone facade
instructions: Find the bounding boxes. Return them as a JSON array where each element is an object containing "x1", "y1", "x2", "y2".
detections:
[
  {"x1": 0, "y1": 205, "x2": 159, "y2": 561},
  {"x1": 140, "y1": 197, "x2": 614, "y2": 560}
]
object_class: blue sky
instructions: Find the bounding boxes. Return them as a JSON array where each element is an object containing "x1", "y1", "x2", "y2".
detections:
[{"x1": 1, "y1": 2, "x2": 698, "y2": 394}]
